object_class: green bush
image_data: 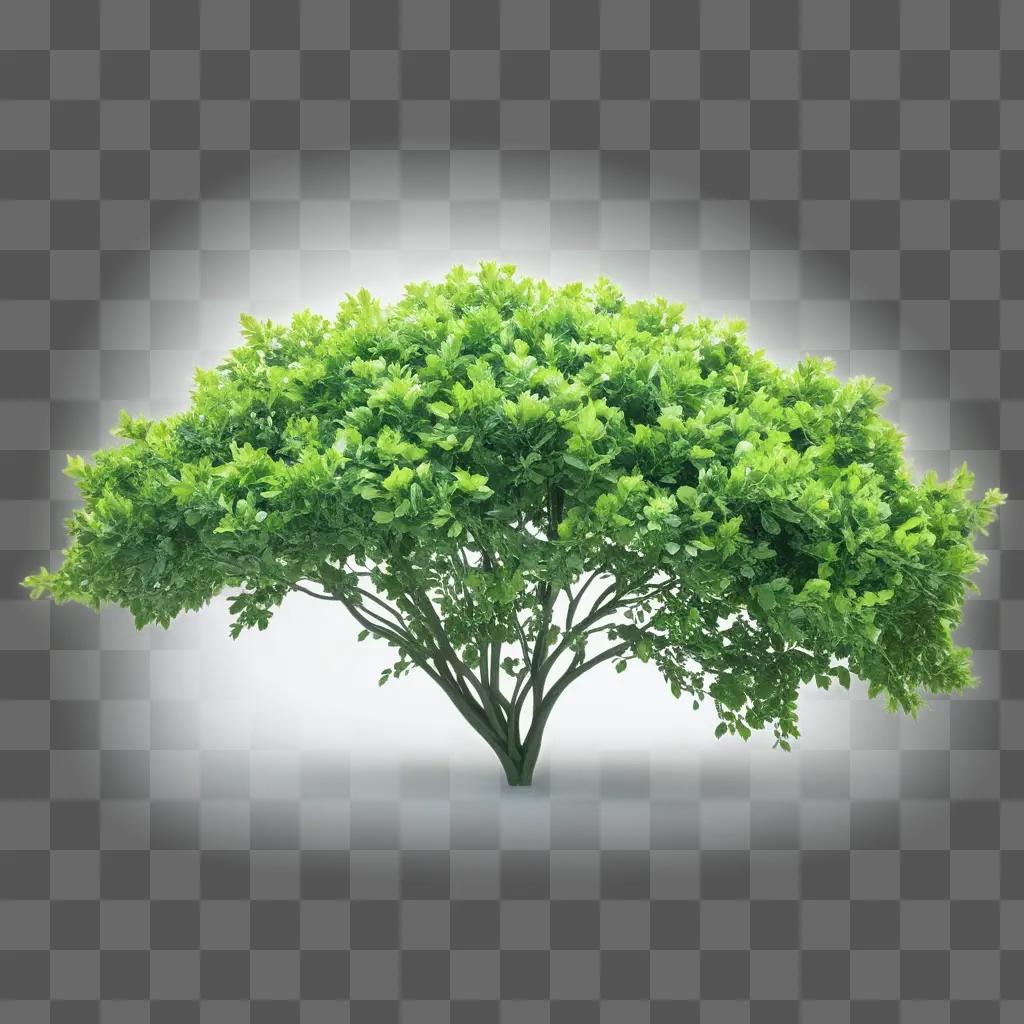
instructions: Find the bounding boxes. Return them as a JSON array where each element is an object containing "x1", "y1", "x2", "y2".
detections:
[{"x1": 26, "y1": 263, "x2": 1004, "y2": 784}]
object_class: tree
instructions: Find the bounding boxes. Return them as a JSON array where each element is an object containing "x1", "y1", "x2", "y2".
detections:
[{"x1": 25, "y1": 263, "x2": 1004, "y2": 785}]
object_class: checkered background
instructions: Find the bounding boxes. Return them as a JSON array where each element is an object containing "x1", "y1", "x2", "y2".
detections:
[{"x1": 1, "y1": 0, "x2": 1023, "y2": 1020}]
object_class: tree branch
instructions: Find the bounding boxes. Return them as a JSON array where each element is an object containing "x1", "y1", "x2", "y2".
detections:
[
  {"x1": 564, "y1": 569, "x2": 603, "y2": 631},
  {"x1": 529, "y1": 580, "x2": 557, "y2": 717},
  {"x1": 351, "y1": 585, "x2": 416, "y2": 633},
  {"x1": 475, "y1": 639, "x2": 505, "y2": 737},
  {"x1": 524, "y1": 641, "x2": 632, "y2": 749},
  {"x1": 405, "y1": 588, "x2": 485, "y2": 700},
  {"x1": 292, "y1": 582, "x2": 342, "y2": 602}
]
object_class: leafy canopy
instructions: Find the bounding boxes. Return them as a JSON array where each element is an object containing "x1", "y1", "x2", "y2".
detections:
[{"x1": 26, "y1": 263, "x2": 1003, "y2": 779}]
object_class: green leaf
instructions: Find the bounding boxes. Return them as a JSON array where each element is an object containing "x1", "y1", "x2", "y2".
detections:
[
  {"x1": 453, "y1": 468, "x2": 490, "y2": 494},
  {"x1": 382, "y1": 467, "x2": 415, "y2": 492},
  {"x1": 576, "y1": 403, "x2": 605, "y2": 442},
  {"x1": 895, "y1": 514, "x2": 924, "y2": 535},
  {"x1": 64, "y1": 454, "x2": 88, "y2": 479}
]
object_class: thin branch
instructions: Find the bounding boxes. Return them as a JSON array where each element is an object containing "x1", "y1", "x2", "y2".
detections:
[
  {"x1": 294, "y1": 565, "x2": 523, "y2": 773},
  {"x1": 524, "y1": 641, "x2": 631, "y2": 749},
  {"x1": 336, "y1": 594, "x2": 414, "y2": 652},
  {"x1": 511, "y1": 612, "x2": 531, "y2": 667},
  {"x1": 536, "y1": 571, "x2": 670, "y2": 683},
  {"x1": 352, "y1": 585, "x2": 413, "y2": 627},
  {"x1": 509, "y1": 661, "x2": 533, "y2": 708},
  {"x1": 406, "y1": 588, "x2": 484, "y2": 697},
  {"x1": 588, "y1": 578, "x2": 621, "y2": 611},
  {"x1": 474, "y1": 640, "x2": 505, "y2": 736},
  {"x1": 489, "y1": 639, "x2": 501, "y2": 707},
  {"x1": 534, "y1": 591, "x2": 623, "y2": 682},
  {"x1": 292, "y1": 582, "x2": 342, "y2": 602},
  {"x1": 529, "y1": 580, "x2": 557, "y2": 715},
  {"x1": 564, "y1": 569, "x2": 603, "y2": 631},
  {"x1": 338, "y1": 592, "x2": 496, "y2": 738}
]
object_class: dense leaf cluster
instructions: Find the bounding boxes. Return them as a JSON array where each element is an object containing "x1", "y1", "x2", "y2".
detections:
[{"x1": 26, "y1": 263, "x2": 1003, "y2": 780}]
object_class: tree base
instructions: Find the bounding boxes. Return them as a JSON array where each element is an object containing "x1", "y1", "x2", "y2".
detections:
[
  {"x1": 505, "y1": 774, "x2": 534, "y2": 787},
  {"x1": 503, "y1": 759, "x2": 536, "y2": 787}
]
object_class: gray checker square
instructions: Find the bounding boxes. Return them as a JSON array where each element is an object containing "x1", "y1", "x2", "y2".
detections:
[{"x1": 0, "y1": 0, "x2": 1019, "y2": 1020}]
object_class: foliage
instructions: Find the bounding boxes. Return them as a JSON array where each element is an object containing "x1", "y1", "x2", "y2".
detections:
[{"x1": 25, "y1": 263, "x2": 1004, "y2": 783}]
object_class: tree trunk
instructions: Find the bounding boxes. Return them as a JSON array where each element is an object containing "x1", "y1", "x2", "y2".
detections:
[
  {"x1": 499, "y1": 729, "x2": 544, "y2": 787},
  {"x1": 503, "y1": 757, "x2": 536, "y2": 786}
]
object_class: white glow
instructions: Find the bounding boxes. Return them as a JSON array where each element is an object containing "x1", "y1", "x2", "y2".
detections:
[{"x1": 90, "y1": 149, "x2": 914, "y2": 786}]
